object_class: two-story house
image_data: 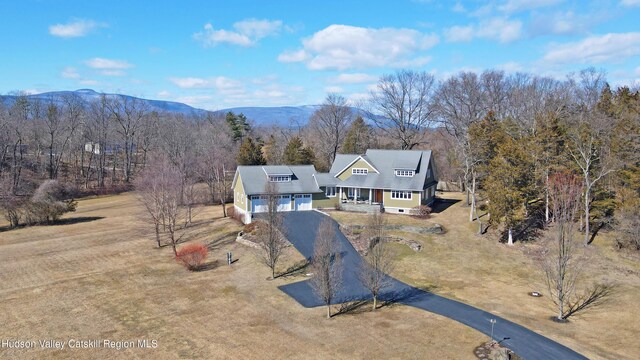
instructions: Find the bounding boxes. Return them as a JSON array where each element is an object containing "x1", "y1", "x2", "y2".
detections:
[{"x1": 231, "y1": 149, "x2": 438, "y2": 223}]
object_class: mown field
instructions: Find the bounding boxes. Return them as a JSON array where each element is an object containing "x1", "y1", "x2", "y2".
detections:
[
  {"x1": 0, "y1": 193, "x2": 486, "y2": 360},
  {"x1": 330, "y1": 192, "x2": 640, "y2": 360}
]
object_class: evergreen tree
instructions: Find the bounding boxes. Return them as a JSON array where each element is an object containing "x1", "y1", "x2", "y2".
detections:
[
  {"x1": 226, "y1": 111, "x2": 251, "y2": 143},
  {"x1": 283, "y1": 136, "x2": 316, "y2": 165},
  {"x1": 484, "y1": 122, "x2": 537, "y2": 244},
  {"x1": 236, "y1": 137, "x2": 266, "y2": 165},
  {"x1": 341, "y1": 116, "x2": 371, "y2": 154}
]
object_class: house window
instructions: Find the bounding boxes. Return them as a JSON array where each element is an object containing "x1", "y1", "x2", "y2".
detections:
[
  {"x1": 427, "y1": 169, "x2": 432, "y2": 178},
  {"x1": 391, "y1": 190, "x2": 412, "y2": 200},
  {"x1": 325, "y1": 186, "x2": 336, "y2": 197},
  {"x1": 395, "y1": 170, "x2": 415, "y2": 177},
  {"x1": 269, "y1": 175, "x2": 291, "y2": 182},
  {"x1": 352, "y1": 168, "x2": 368, "y2": 175}
]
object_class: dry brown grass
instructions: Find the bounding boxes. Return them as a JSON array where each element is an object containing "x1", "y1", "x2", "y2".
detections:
[
  {"x1": 0, "y1": 193, "x2": 485, "y2": 359},
  {"x1": 331, "y1": 192, "x2": 640, "y2": 360}
]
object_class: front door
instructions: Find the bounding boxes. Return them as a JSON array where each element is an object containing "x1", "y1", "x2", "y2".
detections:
[{"x1": 375, "y1": 189, "x2": 383, "y2": 203}]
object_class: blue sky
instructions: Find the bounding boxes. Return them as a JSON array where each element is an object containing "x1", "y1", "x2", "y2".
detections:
[{"x1": 1, "y1": 0, "x2": 640, "y2": 110}]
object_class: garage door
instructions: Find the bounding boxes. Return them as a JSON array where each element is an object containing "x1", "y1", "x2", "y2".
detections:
[
  {"x1": 277, "y1": 195, "x2": 291, "y2": 212},
  {"x1": 294, "y1": 194, "x2": 312, "y2": 211},
  {"x1": 251, "y1": 195, "x2": 268, "y2": 213}
]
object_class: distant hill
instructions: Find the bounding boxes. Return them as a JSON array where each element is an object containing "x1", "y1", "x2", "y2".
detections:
[
  {"x1": 0, "y1": 89, "x2": 381, "y2": 127},
  {"x1": 0, "y1": 89, "x2": 210, "y2": 116}
]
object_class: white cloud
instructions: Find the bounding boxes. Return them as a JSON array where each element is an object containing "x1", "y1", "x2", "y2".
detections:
[
  {"x1": 497, "y1": 62, "x2": 523, "y2": 73},
  {"x1": 529, "y1": 11, "x2": 599, "y2": 36},
  {"x1": 61, "y1": 67, "x2": 80, "y2": 79},
  {"x1": 444, "y1": 25, "x2": 474, "y2": 42},
  {"x1": 85, "y1": 58, "x2": 133, "y2": 70},
  {"x1": 194, "y1": 19, "x2": 283, "y2": 47},
  {"x1": 279, "y1": 24, "x2": 439, "y2": 71},
  {"x1": 542, "y1": 32, "x2": 640, "y2": 64},
  {"x1": 278, "y1": 49, "x2": 308, "y2": 62},
  {"x1": 49, "y1": 19, "x2": 104, "y2": 38},
  {"x1": 157, "y1": 91, "x2": 171, "y2": 98},
  {"x1": 621, "y1": 0, "x2": 640, "y2": 6},
  {"x1": 445, "y1": 18, "x2": 522, "y2": 43},
  {"x1": 452, "y1": 2, "x2": 466, "y2": 13},
  {"x1": 498, "y1": 0, "x2": 564, "y2": 13},
  {"x1": 330, "y1": 73, "x2": 379, "y2": 84},
  {"x1": 169, "y1": 76, "x2": 243, "y2": 92}
]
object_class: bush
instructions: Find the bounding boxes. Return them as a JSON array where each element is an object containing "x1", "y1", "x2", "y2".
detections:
[
  {"x1": 334, "y1": 203, "x2": 343, "y2": 211},
  {"x1": 26, "y1": 180, "x2": 77, "y2": 224},
  {"x1": 410, "y1": 205, "x2": 432, "y2": 219},
  {"x1": 243, "y1": 221, "x2": 260, "y2": 234},
  {"x1": 175, "y1": 243, "x2": 209, "y2": 271}
]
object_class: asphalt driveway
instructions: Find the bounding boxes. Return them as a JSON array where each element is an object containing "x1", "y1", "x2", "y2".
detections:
[{"x1": 272, "y1": 211, "x2": 587, "y2": 360}]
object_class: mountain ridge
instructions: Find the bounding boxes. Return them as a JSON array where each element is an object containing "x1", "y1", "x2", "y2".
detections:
[{"x1": 0, "y1": 89, "x2": 376, "y2": 127}]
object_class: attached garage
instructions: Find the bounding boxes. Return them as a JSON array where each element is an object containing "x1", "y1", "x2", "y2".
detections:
[
  {"x1": 294, "y1": 194, "x2": 312, "y2": 211},
  {"x1": 251, "y1": 195, "x2": 268, "y2": 213},
  {"x1": 277, "y1": 195, "x2": 291, "y2": 211}
]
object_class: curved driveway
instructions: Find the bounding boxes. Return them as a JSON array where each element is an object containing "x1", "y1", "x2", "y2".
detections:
[{"x1": 274, "y1": 211, "x2": 587, "y2": 360}]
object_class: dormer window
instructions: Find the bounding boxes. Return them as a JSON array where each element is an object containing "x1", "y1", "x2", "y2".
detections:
[
  {"x1": 269, "y1": 175, "x2": 291, "y2": 182},
  {"x1": 395, "y1": 170, "x2": 415, "y2": 177},
  {"x1": 352, "y1": 168, "x2": 368, "y2": 175}
]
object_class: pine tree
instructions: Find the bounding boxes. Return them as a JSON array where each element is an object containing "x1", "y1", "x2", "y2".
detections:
[
  {"x1": 341, "y1": 116, "x2": 371, "y2": 154},
  {"x1": 484, "y1": 123, "x2": 537, "y2": 244},
  {"x1": 237, "y1": 138, "x2": 266, "y2": 165},
  {"x1": 226, "y1": 112, "x2": 251, "y2": 143},
  {"x1": 283, "y1": 136, "x2": 315, "y2": 165}
]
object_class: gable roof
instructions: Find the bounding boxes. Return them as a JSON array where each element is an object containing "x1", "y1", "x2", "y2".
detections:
[
  {"x1": 328, "y1": 149, "x2": 436, "y2": 191},
  {"x1": 234, "y1": 165, "x2": 322, "y2": 195},
  {"x1": 331, "y1": 154, "x2": 380, "y2": 178}
]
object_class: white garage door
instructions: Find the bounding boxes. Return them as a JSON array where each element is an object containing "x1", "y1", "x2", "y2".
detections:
[
  {"x1": 251, "y1": 195, "x2": 268, "y2": 213},
  {"x1": 294, "y1": 194, "x2": 312, "y2": 211},
  {"x1": 277, "y1": 195, "x2": 291, "y2": 212}
]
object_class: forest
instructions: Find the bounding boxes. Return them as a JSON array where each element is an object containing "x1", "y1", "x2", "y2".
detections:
[{"x1": 0, "y1": 67, "x2": 638, "y2": 251}]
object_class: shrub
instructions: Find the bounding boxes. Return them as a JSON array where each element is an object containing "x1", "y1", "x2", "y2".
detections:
[
  {"x1": 175, "y1": 243, "x2": 209, "y2": 271},
  {"x1": 410, "y1": 205, "x2": 432, "y2": 219},
  {"x1": 243, "y1": 221, "x2": 260, "y2": 234},
  {"x1": 26, "y1": 180, "x2": 77, "y2": 224},
  {"x1": 334, "y1": 203, "x2": 343, "y2": 211}
]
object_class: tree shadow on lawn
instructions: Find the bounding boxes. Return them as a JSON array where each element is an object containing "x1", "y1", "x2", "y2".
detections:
[
  {"x1": 277, "y1": 260, "x2": 310, "y2": 279},
  {"x1": 0, "y1": 216, "x2": 105, "y2": 232},
  {"x1": 430, "y1": 198, "x2": 461, "y2": 214},
  {"x1": 52, "y1": 216, "x2": 105, "y2": 225},
  {"x1": 197, "y1": 259, "x2": 221, "y2": 272}
]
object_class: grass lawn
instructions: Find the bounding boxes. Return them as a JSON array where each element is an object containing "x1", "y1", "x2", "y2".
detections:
[
  {"x1": 330, "y1": 192, "x2": 640, "y2": 360},
  {"x1": 0, "y1": 193, "x2": 485, "y2": 359}
]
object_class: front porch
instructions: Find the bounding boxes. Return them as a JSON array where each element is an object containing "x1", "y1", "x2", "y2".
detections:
[{"x1": 338, "y1": 186, "x2": 383, "y2": 205}]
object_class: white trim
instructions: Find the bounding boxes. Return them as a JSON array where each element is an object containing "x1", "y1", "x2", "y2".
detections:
[
  {"x1": 395, "y1": 170, "x2": 415, "y2": 177},
  {"x1": 325, "y1": 186, "x2": 336, "y2": 197},
  {"x1": 333, "y1": 155, "x2": 379, "y2": 178},
  {"x1": 390, "y1": 190, "x2": 412, "y2": 200}
]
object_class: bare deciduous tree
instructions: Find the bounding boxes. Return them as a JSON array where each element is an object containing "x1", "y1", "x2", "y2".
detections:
[
  {"x1": 308, "y1": 93, "x2": 353, "y2": 166},
  {"x1": 370, "y1": 70, "x2": 437, "y2": 150},
  {"x1": 105, "y1": 95, "x2": 150, "y2": 182},
  {"x1": 540, "y1": 172, "x2": 613, "y2": 321},
  {"x1": 310, "y1": 218, "x2": 343, "y2": 318},
  {"x1": 358, "y1": 212, "x2": 394, "y2": 310},
  {"x1": 256, "y1": 181, "x2": 287, "y2": 279}
]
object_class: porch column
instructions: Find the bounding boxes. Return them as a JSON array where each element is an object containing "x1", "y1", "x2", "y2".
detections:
[
  {"x1": 339, "y1": 187, "x2": 342, "y2": 203},
  {"x1": 369, "y1": 188, "x2": 372, "y2": 204}
]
